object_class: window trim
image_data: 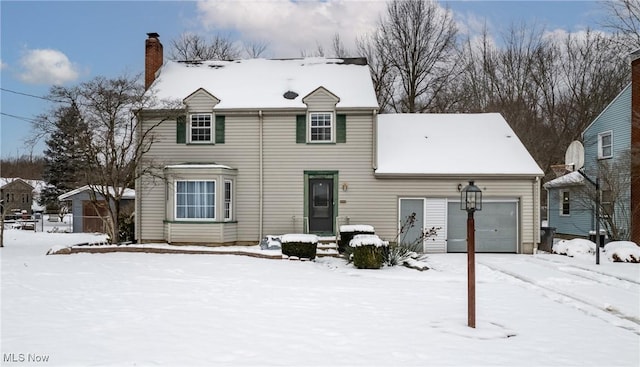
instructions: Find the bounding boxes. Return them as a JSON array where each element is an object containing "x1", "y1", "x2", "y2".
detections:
[
  {"x1": 224, "y1": 179, "x2": 233, "y2": 221},
  {"x1": 597, "y1": 130, "x2": 613, "y2": 159},
  {"x1": 308, "y1": 112, "x2": 335, "y2": 143},
  {"x1": 189, "y1": 113, "x2": 214, "y2": 144},
  {"x1": 174, "y1": 180, "x2": 216, "y2": 221},
  {"x1": 560, "y1": 190, "x2": 571, "y2": 216}
]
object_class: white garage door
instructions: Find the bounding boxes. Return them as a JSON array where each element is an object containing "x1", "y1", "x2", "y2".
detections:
[{"x1": 447, "y1": 200, "x2": 518, "y2": 253}]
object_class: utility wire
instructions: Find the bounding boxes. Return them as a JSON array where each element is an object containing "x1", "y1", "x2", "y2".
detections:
[
  {"x1": 0, "y1": 112, "x2": 39, "y2": 123},
  {"x1": 0, "y1": 87, "x2": 66, "y2": 103}
]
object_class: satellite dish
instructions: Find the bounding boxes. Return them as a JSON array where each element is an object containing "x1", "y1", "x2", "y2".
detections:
[{"x1": 565, "y1": 140, "x2": 584, "y2": 171}]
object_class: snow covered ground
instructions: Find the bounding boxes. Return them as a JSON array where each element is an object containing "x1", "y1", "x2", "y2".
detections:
[{"x1": 1, "y1": 228, "x2": 639, "y2": 366}]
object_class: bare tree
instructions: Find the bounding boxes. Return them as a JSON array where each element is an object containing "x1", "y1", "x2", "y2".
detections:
[
  {"x1": 33, "y1": 74, "x2": 180, "y2": 243},
  {"x1": 169, "y1": 33, "x2": 241, "y2": 61},
  {"x1": 367, "y1": 0, "x2": 458, "y2": 113},
  {"x1": 573, "y1": 152, "x2": 634, "y2": 240},
  {"x1": 332, "y1": 33, "x2": 348, "y2": 58},
  {"x1": 243, "y1": 40, "x2": 269, "y2": 58},
  {"x1": 357, "y1": 36, "x2": 395, "y2": 113},
  {"x1": 601, "y1": 0, "x2": 640, "y2": 50},
  {"x1": 452, "y1": 23, "x2": 628, "y2": 182}
]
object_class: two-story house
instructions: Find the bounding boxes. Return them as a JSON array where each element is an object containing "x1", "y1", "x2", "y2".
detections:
[
  {"x1": 544, "y1": 51, "x2": 640, "y2": 242},
  {"x1": 136, "y1": 33, "x2": 543, "y2": 254},
  {"x1": 1, "y1": 178, "x2": 35, "y2": 216}
]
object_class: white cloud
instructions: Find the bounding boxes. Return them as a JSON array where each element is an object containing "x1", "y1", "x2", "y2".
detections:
[
  {"x1": 196, "y1": 0, "x2": 386, "y2": 57},
  {"x1": 0, "y1": 59, "x2": 7, "y2": 70},
  {"x1": 18, "y1": 48, "x2": 80, "y2": 85}
]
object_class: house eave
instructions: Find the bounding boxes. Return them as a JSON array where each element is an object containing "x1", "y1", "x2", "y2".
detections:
[{"x1": 373, "y1": 172, "x2": 544, "y2": 179}]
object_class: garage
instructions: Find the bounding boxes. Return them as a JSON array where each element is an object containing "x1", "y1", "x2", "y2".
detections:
[{"x1": 447, "y1": 200, "x2": 518, "y2": 253}]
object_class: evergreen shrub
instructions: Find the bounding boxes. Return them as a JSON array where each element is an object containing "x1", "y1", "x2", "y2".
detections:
[
  {"x1": 349, "y1": 234, "x2": 388, "y2": 269},
  {"x1": 338, "y1": 225, "x2": 375, "y2": 253},
  {"x1": 280, "y1": 234, "x2": 319, "y2": 260},
  {"x1": 281, "y1": 242, "x2": 317, "y2": 260}
]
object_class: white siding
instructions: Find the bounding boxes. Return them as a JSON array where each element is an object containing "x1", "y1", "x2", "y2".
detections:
[
  {"x1": 184, "y1": 89, "x2": 219, "y2": 112},
  {"x1": 137, "y1": 108, "x2": 540, "y2": 253},
  {"x1": 425, "y1": 198, "x2": 447, "y2": 253}
]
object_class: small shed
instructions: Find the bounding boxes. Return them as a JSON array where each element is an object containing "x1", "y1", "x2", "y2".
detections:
[{"x1": 58, "y1": 185, "x2": 135, "y2": 233}]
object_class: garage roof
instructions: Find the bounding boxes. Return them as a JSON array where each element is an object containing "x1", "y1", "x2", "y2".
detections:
[{"x1": 376, "y1": 113, "x2": 544, "y2": 176}]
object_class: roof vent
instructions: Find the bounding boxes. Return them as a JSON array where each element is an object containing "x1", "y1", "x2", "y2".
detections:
[{"x1": 283, "y1": 91, "x2": 299, "y2": 100}]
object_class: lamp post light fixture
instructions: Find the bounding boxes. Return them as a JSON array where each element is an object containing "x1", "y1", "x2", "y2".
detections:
[{"x1": 460, "y1": 180, "x2": 482, "y2": 328}]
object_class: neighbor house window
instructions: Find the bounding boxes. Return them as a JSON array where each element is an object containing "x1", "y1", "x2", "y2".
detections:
[
  {"x1": 598, "y1": 131, "x2": 613, "y2": 159},
  {"x1": 309, "y1": 112, "x2": 333, "y2": 142},
  {"x1": 224, "y1": 180, "x2": 232, "y2": 221},
  {"x1": 601, "y1": 189, "x2": 613, "y2": 219},
  {"x1": 561, "y1": 190, "x2": 570, "y2": 216},
  {"x1": 190, "y1": 113, "x2": 213, "y2": 143},
  {"x1": 175, "y1": 180, "x2": 215, "y2": 220}
]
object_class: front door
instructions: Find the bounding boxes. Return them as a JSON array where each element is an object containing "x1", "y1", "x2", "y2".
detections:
[{"x1": 308, "y1": 178, "x2": 334, "y2": 233}]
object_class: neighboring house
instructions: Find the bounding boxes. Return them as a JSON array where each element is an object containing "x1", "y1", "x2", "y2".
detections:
[
  {"x1": 544, "y1": 52, "x2": 639, "y2": 241},
  {"x1": 136, "y1": 33, "x2": 543, "y2": 254},
  {"x1": 1, "y1": 178, "x2": 35, "y2": 215},
  {"x1": 58, "y1": 185, "x2": 135, "y2": 233}
]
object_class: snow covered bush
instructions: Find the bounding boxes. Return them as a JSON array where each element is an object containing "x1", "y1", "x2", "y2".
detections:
[
  {"x1": 281, "y1": 234, "x2": 318, "y2": 260},
  {"x1": 552, "y1": 238, "x2": 595, "y2": 257},
  {"x1": 604, "y1": 241, "x2": 640, "y2": 263},
  {"x1": 349, "y1": 234, "x2": 388, "y2": 269},
  {"x1": 338, "y1": 224, "x2": 375, "y2": 253}
]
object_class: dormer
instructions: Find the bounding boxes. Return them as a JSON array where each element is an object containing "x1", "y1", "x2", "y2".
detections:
[
  {"x1": 183, "y1": 88, "x2": 220, "y2": 112},
  {"x1": 297, "y1": 87, "x2": 345, "y2": 144},
  {"x1": 177, "y1": 88, "x2": 225, "y2": 145}
]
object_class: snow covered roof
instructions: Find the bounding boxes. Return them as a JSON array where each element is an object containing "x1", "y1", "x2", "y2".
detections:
[
  {"x1": 1, "y1": 177, "x2": 45, "y2": 193},
  {"x1": 165, "y1": 163, "x2": 234, "y2": 170},
  {"x1": 375, "y1": 113, "x2": 544, "y2": 176},
  {"x1": 543, "y1": 171, "x2": 585, "y2": 189},
  {"x1": 149, "y1": 58, "x2": 379, "y2": 109},
  {"x1": 58, "y1": 185, "x2": 135, "y2": 201}
]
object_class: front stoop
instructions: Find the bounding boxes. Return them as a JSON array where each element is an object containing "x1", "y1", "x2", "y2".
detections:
[{"x1": 316, "y1": 237, "x2": 341, "y2": 258}]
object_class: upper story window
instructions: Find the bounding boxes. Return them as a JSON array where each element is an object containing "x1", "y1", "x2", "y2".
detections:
[
  {"x1": 309, "y1": 112, "x2": 333, "y2": 142},
  {"x1": 561, "y1": 190, "x2": 570, "y2": 216},
  {"x1": 598, "y1": 131, "x2": 613, "y2": 159},
  {"x1": 190, "y1": 114, "x2": 213, "y2": 143}
]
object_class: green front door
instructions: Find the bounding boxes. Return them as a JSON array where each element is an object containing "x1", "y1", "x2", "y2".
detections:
[{"x1": 308, "y1": 178, "x2": 334, "y2": 233}]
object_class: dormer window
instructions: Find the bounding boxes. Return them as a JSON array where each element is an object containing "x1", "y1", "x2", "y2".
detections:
[
  {"x1": 309, "y1": 112, "x2": 333, "y2": 142},
  {"x1": 190, "y1": 113, "x2": 213, "y2": 143}
]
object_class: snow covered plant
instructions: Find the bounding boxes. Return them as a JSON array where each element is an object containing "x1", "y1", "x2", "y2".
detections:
[
  {"x1": 349, "y1": 234, "x2": 388, "y2": 269},
  {"x1": 385, "y1": 213, "x2": 439, "y2": 267},
  {"x1": 280, "y1": 234, "x2": 318, "y2": 260}
]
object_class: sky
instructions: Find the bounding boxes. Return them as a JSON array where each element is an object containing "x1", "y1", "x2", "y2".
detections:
[{"x1": 0, "y1": 0, "x2": 607, "y2": 161}]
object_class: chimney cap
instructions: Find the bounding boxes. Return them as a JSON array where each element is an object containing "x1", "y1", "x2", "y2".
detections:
[{"x1": 147, "y1": 32, "x2": 160, "y2": 39}]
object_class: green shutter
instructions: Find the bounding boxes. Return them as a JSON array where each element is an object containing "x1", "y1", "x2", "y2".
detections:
[
  {"x1": 215, "y1": 115, "x2": 225, "y2": 144},
  {"x1": 176, "y1": 115, "x2": 186, "y2": 144},
  {"x1": 336, "y1": 114, "x2": 346, "y2": 143},
  {"x1": 296, "y1": 115, "x2": 306, "y2": 143}
]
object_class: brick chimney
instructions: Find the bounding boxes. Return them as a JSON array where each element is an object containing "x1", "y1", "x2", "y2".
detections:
[
  {"x1": 145, "y1": 32, "x2": 163, "y2": 90},
  {"x1": 631, "y1": 50, "x2": 640, "y2": 244}
]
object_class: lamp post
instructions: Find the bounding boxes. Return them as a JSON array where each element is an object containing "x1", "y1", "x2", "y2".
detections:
[{"x1": 461, "y1": 181, "x2": 482, "y2": 328}]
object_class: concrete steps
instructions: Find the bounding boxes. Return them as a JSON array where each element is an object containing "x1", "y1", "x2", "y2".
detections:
[{"x1": 316, "y1": 236, "x2": 341, "y2": 258}]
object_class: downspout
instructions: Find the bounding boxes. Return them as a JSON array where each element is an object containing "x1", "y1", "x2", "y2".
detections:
[
  {"x1": 259, "y1": 110, "x2": 264, "y2": 240},
  {"x1": 534, "y1": 176, "x2": 540, "y2": 253},
  {"x1": 372, "y1": 109, "x2": 378, "y2": 170}
]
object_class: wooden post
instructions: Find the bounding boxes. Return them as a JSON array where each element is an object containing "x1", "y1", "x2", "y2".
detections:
[{"x1": 467, "y1": 211, "x2": 476, "y2": 328}]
